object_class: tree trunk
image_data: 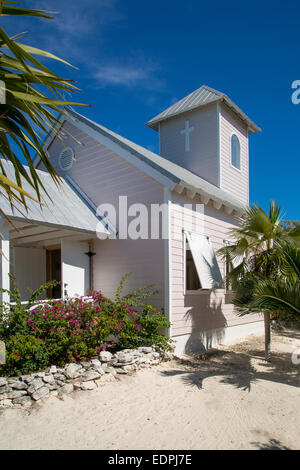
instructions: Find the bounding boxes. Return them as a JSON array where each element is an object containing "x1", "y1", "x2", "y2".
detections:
[{"x1": 264, "y1": 312, "x2": 271, "y2": 361}]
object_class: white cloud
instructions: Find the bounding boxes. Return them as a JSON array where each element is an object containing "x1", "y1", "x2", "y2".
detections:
[
  {"x1": 94, "y1": 63, "x2": 164, "y2": 91},
  {"x1": 95, "y1": 65, "x2": 149, "y2": 86}
]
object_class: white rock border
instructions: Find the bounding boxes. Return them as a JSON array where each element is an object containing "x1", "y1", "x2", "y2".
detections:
[{"x1": 0, "y1": 347, "x2": 174, "y2": 409}]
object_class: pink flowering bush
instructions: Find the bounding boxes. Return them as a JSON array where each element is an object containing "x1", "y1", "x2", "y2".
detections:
[{"x1": 0, "y1": 274, "x2": 170, "y2": 376}]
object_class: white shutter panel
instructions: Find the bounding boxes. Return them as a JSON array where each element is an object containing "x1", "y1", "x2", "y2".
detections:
[{"x1": 186, "y1": 232, "x2": 222, "y2": 289}]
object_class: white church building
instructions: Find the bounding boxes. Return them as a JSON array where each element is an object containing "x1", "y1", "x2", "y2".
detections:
[{"x1": 0, "y1": 85, "x2": 264, "y2": 354}]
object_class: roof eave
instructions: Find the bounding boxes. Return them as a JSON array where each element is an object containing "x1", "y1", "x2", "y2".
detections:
[
  {"x1": 220, "y1": 96, "x2": 261, "y2": 134},
  {"x1": 146, "y1": 96, "x2": 261, "y2": 134},
  {"x1": 177, "y1": 181, "x2": 245, "y2": 213}
]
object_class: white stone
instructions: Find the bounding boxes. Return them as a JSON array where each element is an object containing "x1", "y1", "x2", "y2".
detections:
[
  {"x1": 116, "y1": 353, "x2": 134, "y2": 364},
  {"x1": 82, "y1": 370, "x2": 101, "y2": 382},
  {"x1": 91, "y1": 359, "x2": 101, "y2": 367},
  {"x1": 0, "y1": 384, "x2": 11, "y2": 394},
  {"x1": 0, "y1": 399, "x2": 12, "y2": 407},
  {"x1": 81, "y1": 361, "x2": 92, "y2": 369},
  {"x1": 45, "y1": 383, "x2": 59, "y2": 391},
  {"x1": 162, "y1": 351, "x2": 174, "y2": 361},
  {"x1": 105, "y1": 367, "x2": 117, "y2": 376},
  {"x1": 11, "y1": 381, "x2": 28, "y2": 390},
  {"x1": 64, "y1": 363, "x2": 82, "y2": 379},
  {"x1": 43, "y1": 375, "x2": 55, "y2": 385},
  {"x1": 0, "y1": 377, "x2": 7, "y2": 387},
  {"x1": 138, "y1": 347, "x2": 154, "y2": 353},
  {"x1": 31, "y1": 386, "x2": 49, "y2": 401},
  {"x1": 99, "y1": 373, "x2": 116, "y2": 384},
  {"x1": 54, "y1": 373, "x2": 66, "y2": 382},
  {"x1": 7, "y1": 390, "x2": 28, "y2": 399},
  {"x1": 59, "y1": 383, "x2": 74, "y2": 395},
  {"x1": 27, "y1": 378, "x2": 44, "y2": 395},
  {"x1": 99, "y1": 351, "x2": 112, "y2": 362},
  {"x1": 81, "y1": 381, "x2": 97, "y2": 391},
  {"x1": 13, "y1": 396, "x2": 32, "y2": 406}
]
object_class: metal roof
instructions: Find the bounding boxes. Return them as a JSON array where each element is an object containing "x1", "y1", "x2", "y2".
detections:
[
  {"x1": 66, "y1": 109, "x2": 245, "y2": 212},
  {"x1": 146, "y1": 85, "x2": 261, "y2": 134},
  {"x1": 0, "y1": 159, "x2": 110, "y2": 235}
]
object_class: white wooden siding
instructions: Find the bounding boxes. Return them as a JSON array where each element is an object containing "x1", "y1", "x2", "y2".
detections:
[
  {"x1": 170, "y1": 192, "x2": 261, "y2": 337},
  {"x1": 219, "y1": 103, "x2": 249, "y2": 205},
  {"x1": 44, "y1": 121, "x2": 165, "y2": 310},
  {"x1": 159, "y1": 103, "x2": 219, "y2": 186}
]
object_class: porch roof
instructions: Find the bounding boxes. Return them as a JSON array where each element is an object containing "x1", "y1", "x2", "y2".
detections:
[{"x1": 0, "y1": 160, "x2": 110, "y2": 236}]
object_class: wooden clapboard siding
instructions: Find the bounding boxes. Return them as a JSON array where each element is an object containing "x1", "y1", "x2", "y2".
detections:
[
  {"x1": 160, "y1": 103, "x2": 219, "y2": 186},
  {"x1": 220, "y1": 103, "x2": 249, "y2": 205},
  {"x1": 170, "y1": 192, "x2": 261, "y2": 337},
  {"x1": 44, "y1": 120, "x2": 165, "y2": 310}
]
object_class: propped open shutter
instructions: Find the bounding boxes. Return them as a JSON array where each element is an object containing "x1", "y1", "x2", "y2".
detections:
[{"x1": 186, "y1": 232, "x2": 222, "y2": 289}]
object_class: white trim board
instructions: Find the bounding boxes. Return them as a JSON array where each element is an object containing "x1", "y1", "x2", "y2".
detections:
[{"x1": 163, "y1": 188, "x2": 172, "y2": 338}]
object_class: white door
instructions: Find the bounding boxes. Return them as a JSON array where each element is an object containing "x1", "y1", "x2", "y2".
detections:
[
  {"x1": 13, "y1": 247, "x2": 46, "y2": 300},
  {"x1": 61, "y1": 240, "x2": 90, "y2": 298}
]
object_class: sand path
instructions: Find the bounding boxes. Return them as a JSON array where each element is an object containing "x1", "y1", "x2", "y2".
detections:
[{"x1": 0, "y1": 331, "x2": 299, "y2": 450}]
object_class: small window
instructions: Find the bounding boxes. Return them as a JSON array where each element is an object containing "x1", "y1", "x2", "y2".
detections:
[
  {"x1": 231, "y1": 134, "x2": 240, "y2": 170},
  {"x1": 186, "y1": 245, "x2": 201, "y2": 291},
  {"x1": 184, "y1": 232, "x2": 223, "y2": 292}
]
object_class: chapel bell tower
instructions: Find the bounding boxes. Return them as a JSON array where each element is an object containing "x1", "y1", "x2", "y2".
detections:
[{"x1": 146, "y1": 85, "x2": 260, "y2": 206}]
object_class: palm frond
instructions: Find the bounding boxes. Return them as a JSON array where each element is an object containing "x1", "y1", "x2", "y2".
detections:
[{"x1": 0, "y1": 2, "x2": 89, "y2": 217}]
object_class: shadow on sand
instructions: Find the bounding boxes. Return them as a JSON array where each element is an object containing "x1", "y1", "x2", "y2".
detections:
[
  {"x1": 161, "y1": 332, "x2": 300, "y2": 392},
  {"x1": 251, "y1": 438, "x2": 290, "y2": 450}
]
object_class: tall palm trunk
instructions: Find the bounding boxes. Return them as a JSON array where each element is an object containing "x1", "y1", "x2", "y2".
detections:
[{"x1": 263, "y1": 312, "x2": 271, "y2": 361}]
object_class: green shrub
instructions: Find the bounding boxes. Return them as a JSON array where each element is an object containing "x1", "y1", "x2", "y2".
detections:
[
  {"x1": 117, "y1": 304, "x2": 171, "y2": 350},
  {"x1": 1, "y1": 335, "x2": 49, "y2": 376},
  {"x1": 0, "y1": 274, "x2": 171, "y2": 376}
]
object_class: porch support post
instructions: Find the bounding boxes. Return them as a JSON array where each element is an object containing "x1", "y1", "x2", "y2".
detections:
[{"x1": 0, "y1": 219, "x2": 10, "y2": 303}]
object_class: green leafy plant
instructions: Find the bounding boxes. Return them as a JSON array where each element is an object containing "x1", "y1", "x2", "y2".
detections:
[
  {"x1": 218, "y1": 202, "x2": 300, "y2": 361},
  {"x1": 0, "y1": 2, "x2": 88, "y2": 218},
  {"x1": 0, "y1": 275, "x2": 171, "y2": 376},
  {"x1": 234, "y1": 243, "x2": 300, "y2": 323},
  {"x1": 1, "y1": 334, "x2": 49, "y2": 376}
]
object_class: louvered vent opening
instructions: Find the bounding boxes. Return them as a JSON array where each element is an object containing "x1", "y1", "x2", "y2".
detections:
[{"x1": 58, "y1": 147, "x2": 74, "y2": 171}]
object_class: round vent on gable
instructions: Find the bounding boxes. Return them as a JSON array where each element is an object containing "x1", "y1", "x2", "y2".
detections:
[{"x1": 58, "y1": 147, "x2": 75, "y2": 171}]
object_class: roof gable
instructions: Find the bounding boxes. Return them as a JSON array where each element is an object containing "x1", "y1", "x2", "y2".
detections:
[
  {"x1": 0, "y1": 159, "x2": 112, "y2": 235},
  {"x1": 34, "y1": 108, "x2": 246, "y2": 212}
]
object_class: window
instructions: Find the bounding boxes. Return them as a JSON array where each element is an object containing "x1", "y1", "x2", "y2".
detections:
[
  {"x1": 231, "y1": 134, "x2": 241, "y2": 170},
  {"x1": 186, "y1": 247, "x2": 202, "y2": 291},
  {"x1": 185, "y1": 232, "x2": 223, "y2": 292}
]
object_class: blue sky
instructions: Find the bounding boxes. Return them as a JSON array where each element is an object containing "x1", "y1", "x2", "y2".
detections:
[{"x1": 4, "y1": 0, "x2": 300, "y2": 220}]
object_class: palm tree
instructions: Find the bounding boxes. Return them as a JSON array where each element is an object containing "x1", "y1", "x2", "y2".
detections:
[
  {"x1": 235, "y1": 243, "x2": 300, "y2": 321},
  {"x1": 0, "y1": 2, "x2": 87, "y2": 219},
  {"x1": 218, "y1": 202, "x2": 299, "y2": 361}
]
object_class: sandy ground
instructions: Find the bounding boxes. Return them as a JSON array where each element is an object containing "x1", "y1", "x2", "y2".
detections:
[{"x1": 0, "y1": 329, "x2": 299, "y2": 450}]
